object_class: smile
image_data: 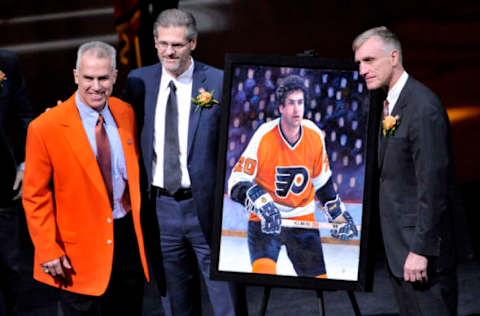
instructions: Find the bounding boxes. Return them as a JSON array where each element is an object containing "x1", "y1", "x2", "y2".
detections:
[{"x1": 89, "y1": 93, "x2": 105, "y2": 99}]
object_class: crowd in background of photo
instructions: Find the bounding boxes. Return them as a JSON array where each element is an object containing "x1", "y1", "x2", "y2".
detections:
[{"x1": 225, "y1": 65, "x2": 370, "y2": 203}]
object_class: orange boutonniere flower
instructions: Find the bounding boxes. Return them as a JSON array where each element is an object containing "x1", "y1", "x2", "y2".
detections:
[
  {"x1": 192, "y1": 88, "x2": 218, "y2": 112},
  {"x1": 0, "y1": 70, "x2": 6, "y2": 88},
  {"x1": 382, "y1": 115, "x2": 400, "y2": 136}
]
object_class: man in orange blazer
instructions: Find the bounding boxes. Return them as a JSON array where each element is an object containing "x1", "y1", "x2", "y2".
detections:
[{"x1": 22, "y1": 41, "x2": 149, "y2": 316}]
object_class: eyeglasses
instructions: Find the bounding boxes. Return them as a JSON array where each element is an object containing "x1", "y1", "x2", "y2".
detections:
[{"x1": 155, "y1": 39, "x2": 191, "y2": 51}]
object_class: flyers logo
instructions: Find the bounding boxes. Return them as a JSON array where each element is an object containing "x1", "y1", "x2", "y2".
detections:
[{"x1": 275, "y1": 166, "x2": 309, "y2": 198}]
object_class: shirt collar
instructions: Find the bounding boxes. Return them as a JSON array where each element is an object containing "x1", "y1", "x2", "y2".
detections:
[
  {"x1": 386, "y1": 71, "x2": 409, "y2": 107},
  {"x1": 161, "y1": 57, "x2": 194, "y2": 90},
  {"x1": 75, "y1": 92, "x2": 112, "y2": 123}
]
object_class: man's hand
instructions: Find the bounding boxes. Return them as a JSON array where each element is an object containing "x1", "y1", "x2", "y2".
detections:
[
  {"x1": 41, "y1": 255, "x2": 72, "y2": 279},
  {"x1": 245, "y1": 185, "x2": 282, "y2": 235},
  {"x1": 44, "y1": 100, "x2": 62, "y2": 112},
  {"x1": 323, "y1": 195, "x2": 358, "y2": 240},
  {"x1": 12, "y1": 167, "x2": 24, "y2": 200},
  {"x1": 404, "y1": 252, "x2": 428, "y2": 282},
  {"x1": 331, "y1": 211, "x2": 358, "y2": 240}
]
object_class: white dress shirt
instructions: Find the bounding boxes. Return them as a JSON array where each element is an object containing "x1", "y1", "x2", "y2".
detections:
[
  {"x1": 386, "y1": 71, "x2": 409, "y2": 115},
  {"x1": 152, "y1": 59, "x2": 194, "y2": 188}
]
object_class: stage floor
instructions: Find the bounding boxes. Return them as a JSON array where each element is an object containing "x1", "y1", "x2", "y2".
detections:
[{"x1": 10, "y1": 237, "x2": 480, "y2": 316}]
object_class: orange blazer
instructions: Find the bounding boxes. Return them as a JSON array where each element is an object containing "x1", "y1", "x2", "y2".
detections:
[{"x1": 22, "y1": 94, "x2": 149, "y2": 296}]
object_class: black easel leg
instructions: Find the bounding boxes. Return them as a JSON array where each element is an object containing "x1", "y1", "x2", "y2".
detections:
[
  {"x1": 316, "y1": 290, "x2": 326, "y2": 316},
  {"x1": 347, "y1": 291, "x2": 361, "y2": 316},
  {"x1": 259, "y1": 286, "x2": 271, "y2": 316}
]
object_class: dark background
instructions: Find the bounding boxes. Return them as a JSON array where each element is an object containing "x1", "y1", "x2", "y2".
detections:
[{"x1": 1, "y1": 0, "x2": 479, "y2": 256}]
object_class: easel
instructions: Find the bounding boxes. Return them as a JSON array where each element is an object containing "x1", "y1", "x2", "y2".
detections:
[
  {"x1": 245, "y1": 49, "x2": 363, "y2": 315},
  {"x1": 258, "y1": 286, "x2": 361, "y2": 316}
]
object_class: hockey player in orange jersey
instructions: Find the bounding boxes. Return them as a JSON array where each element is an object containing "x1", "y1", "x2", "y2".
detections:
[{"x1": 228, "y1": 75, "x2": 357, "y2": 277}]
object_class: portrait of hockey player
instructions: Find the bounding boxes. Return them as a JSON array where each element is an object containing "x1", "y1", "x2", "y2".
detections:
[{"x1": 212, "y1": 56, "x2": 375, "y2": 289}]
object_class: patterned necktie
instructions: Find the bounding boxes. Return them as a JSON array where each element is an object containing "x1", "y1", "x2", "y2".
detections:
[
  {"x1": 96, "y1": 114, "x2": 113, "y2": 208},
  {"x1": 379, "y1": 99, "x2": 389, "y2": 156},
  {"x1": 164, "y1": 81, "x2": 181, "y2": 194},
  {"x1": 383, "y1": 99, "x2": 389, "y2": 119}
]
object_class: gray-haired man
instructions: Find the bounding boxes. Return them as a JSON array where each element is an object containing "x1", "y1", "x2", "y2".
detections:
[{"x1": 353, "y1": 26, "x2": 461, "y2": 315}]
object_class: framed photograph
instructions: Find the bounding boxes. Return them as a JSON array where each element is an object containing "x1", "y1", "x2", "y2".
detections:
[{"x1": 211, "y1": 54, "x2": 379, "y2": 291}]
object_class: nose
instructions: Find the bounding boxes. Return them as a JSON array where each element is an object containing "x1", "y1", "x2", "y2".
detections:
[
  {"x1": 358, "y1": 63, "x2": 367, "y2": 77},
  {"x1": 165, "y1": 45, "x2": 175, "y2": 55},
  {"x1": 294, "y1": 102, "x2": 302, "y2": 113},
  {"x1": 92, "y1": 79, "x2": 101, "y2": 90}
]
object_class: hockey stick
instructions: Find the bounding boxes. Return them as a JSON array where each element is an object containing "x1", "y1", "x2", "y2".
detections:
[{"x1": 281, "y1": 219, "x2": 361, "y2": 231}]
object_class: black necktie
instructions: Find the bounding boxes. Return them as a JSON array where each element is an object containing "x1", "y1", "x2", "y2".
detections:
[
  {"x1": 164, "y1": 81, "x2": 181, "y2": 194},
  {"x1": 95, "y1": 114, "x2": 113, "y2": 208}
]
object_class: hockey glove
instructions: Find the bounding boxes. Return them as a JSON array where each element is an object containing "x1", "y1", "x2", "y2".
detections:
[
  {"x1": 245, "y1": 185, "x2": 282, "y2": 235},
  {"x1": 323, "y1": 195, "x2": 358, "y2": 240}
]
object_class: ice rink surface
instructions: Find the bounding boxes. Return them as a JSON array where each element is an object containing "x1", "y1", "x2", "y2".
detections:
[{"x1": 218, "y1": 196, "x2": 362, "y2": 280}]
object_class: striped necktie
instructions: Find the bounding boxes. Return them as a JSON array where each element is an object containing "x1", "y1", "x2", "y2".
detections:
[{"x1": 96, "y1": 114, "x2": 113, "y2": 208}]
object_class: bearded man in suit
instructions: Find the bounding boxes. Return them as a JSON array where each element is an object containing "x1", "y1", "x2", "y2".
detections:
[{"x1": 123, "y1": 8, "x2": 239, "y2": 316}]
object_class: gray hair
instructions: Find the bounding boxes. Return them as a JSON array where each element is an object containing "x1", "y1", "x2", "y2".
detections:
[
  {"x1": 76, "y1": 41, "x2": 116, "y2": 71},
  {"x1": 352, "y1": 26, "x2": 402, "y2": 63},
  {"x1": 153, "y1": 9, "x2": 198, "y2": 41}
]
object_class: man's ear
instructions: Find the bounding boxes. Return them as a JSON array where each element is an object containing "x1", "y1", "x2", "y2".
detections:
[
  {"x1": 390, "y1": 49, "x2": 400, "y2": 66},
  {"x1": 73, "y1": 69, "x2": 79, "y2": 84},
  {"x1": 190, "y1": 36, "x2": 198, "y2": 51},
  {"x1": 112, "y1": 69, "x2": 118, "y2": 84}
]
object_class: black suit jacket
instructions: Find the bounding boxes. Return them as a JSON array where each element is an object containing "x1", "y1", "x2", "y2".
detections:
[
  {"x1": 0, "y1": 50, "x2": 32, "y2": 205},
  {"x1": 124, "y1": 61, "x2": 223, "y2": 244},
  {"x1": 378, "y1": 76, "x2": 469, "y2": 278}
]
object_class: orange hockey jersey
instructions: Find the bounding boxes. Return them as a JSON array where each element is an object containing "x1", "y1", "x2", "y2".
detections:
[{"x1": 228, "y1": 118, "x2": 332, "y2": 219}]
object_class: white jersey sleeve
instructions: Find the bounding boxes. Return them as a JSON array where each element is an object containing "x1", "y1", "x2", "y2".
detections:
[{"x1": 302, "y1": 119, "x2": 332, "y2": 191}]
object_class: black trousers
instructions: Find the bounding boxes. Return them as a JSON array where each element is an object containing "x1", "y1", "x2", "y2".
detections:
[
  {"x1": 59, "y1": 213, "x2": 144, "y2": 316},
  {"x1": 388, "y1": 263, "x2": 458, "y2": 316},
  {"x1": 0, "y1": 203, "x2": 24, "y2": 316}
]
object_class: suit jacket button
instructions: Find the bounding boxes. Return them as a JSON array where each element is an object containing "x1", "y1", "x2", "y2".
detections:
[{"x1": 107, "y1": 239, "x2": 112, "y2": 244}]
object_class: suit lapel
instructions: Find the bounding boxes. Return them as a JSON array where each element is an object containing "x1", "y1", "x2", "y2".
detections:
[
  {"x1": 110, "y1": 100, "x2": 140, "y2": 211},
  {"x1": 61, "y1": 95, "x2": 107, "y2": 198},
  {"x1": 188, "y1": 63, "x2": 207, "y2": 157},
  {"x1": 378, "y1": 124, "x2": 385, "y2": 170},
  {"x1": 143, "y1": 64, "x2": 162, "y2": 183},
  {"x1": 378, "y1": 77, "x2": 411, "y2": 172}
]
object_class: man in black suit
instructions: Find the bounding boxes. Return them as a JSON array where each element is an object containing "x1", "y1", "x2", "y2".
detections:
[
  {"x1": 353, "y1": 26, "x2": 461, "y2": 315},
  {"x1": 0, "y1": 49, "x2": 33, "y2": 315},
  {"x1": 123, "y1": 9, "x2": 239, "y2": 316}
]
